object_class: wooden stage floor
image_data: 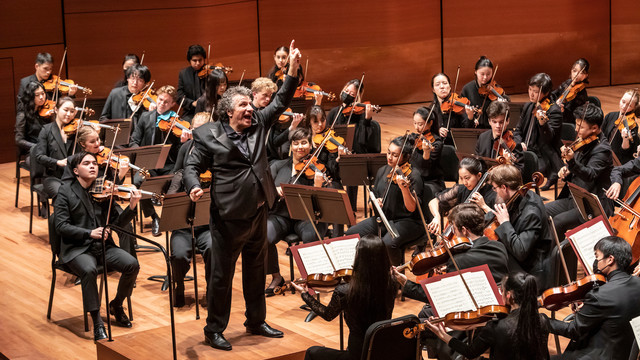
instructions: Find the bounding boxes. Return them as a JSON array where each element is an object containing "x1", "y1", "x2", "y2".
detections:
[{"x1": 1, "y1": 84, "x2": 636, "y2": 359}]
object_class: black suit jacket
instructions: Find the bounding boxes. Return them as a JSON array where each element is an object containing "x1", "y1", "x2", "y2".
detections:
[
  {"x1": 602, "y1": 111, "x2": 640, "y2": 165},
  {"x1": 129, "y1": 110, "x2": 181, "y2": 171},
  {"x1": 15, "y1": 110, "x2": 49, "y2": 152},
  {"x1": 475, "y1": 129, "x2": 524, "y2": 171},
  {"x1": 53, "y1": 179, "x2": 136, "y2": 264},
  {"x1": 514, "y1": 101, "x2": 563, "y2": 156},
  {"x1": 184, "y1": 75, "x2": 297, "y2": 220},
  {"x1": 550, "y1": 270, "x2": 640, "y2": 360},
  {"x1": 99, "y1": 86, "x2": 146, "y2": 131},
  {"x1": 177, "y1": 66, "x2": 204, "y2": 115},
  {"x1": 33, "y1": 122, "x2": 76, "y2": 179}
]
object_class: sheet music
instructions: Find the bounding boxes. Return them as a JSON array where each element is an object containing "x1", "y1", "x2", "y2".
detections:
[
  {"x1": 297, "y1": 245, "x2": 334, "y2": 275},
  {"x1": 631, "y1": 315, "x2": 640, "y2": 344},
  {"x1": 326, "y1": 237, "x2": 359, "y2": 270},
  {"x1": 570, "y1": 220, "x2": 611, "y2": 274},
  {"x1": 424, "y1": 271, "x2": 500, "y2": 318}
]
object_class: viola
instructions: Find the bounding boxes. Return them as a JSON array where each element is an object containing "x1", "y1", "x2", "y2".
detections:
[
  {"x1": 441, "y1": 93, "x2": 480, "y2": 115},
  {"x1": 538, "y1": 274, "x2": 606, "y2": 311},
  {"x1": 96, "y1": 147, "x2": 150, "y2": 179},
  {"x1": 294, "y1": 156, "x2": 328, "y2": 182},
  {"x1": 197, "y1": 63, "x2": 233, "y2": 78},
  {"x1": 43, "y1": 74, "x2": 92, "y2": 95},
  {"x1": 478, "y1": 81, "x2": 506, "y2": 101},
  {"x1": 39, "y1": 99, "x2": 56, "y2": 118},
  {"x1": 387, "y1": 162, "x2": 412, "y2": 184},
  {"x1": 92, "y1": 179, "x2": 162, "y2": 202},
  {"x1": 493, "y1": 130, "x2": 517, "y2": 163},
  {"x1": 609, "y1": 175, "x2": 640, "y2": 264},
  {"x1": 294, "y1": 81, "x2": 336, "y2": 101},
  {"x1": 312, "y1": 129, "x2": 351, "y2": 154},
  {"x1": 395, "y1": 236, "x2": 473, "y2": 276},
  {"x1": 157, "y1": 114, "x2": 191, "y2": 137},
  {"x1": 63, "y1": 119, "x2": 115, "y2": 136},
  {"x1": 341, "y1": 101, "x2": 382, "y2": 116},
  {"x1": 131, "y1": 87, "x2": 158, "y2": 110}
]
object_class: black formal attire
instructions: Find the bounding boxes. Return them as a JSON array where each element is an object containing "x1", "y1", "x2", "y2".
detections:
[
  {"x1": 493, "y1": 190, "x2": 552, "y2": 289},
  {"x1": 410, "y1": 134, "x2": 445, "y2": 215},
  {"x1": 99, "y1": 86, "x2": 146, "y2": 133},
  {"x1": 461, "y1": 80, "x2": 509, "y2": 129},
  {"x1": 611, "y1": 156, "x2": 640, "y2": 187},
  {"x1": 177, "y1": 66, "x2": 205, "y2": 120},
  {"x1": 15, "y1": 108, "x2": 49, "y2": 168},
  {"x1": 33, "y1": 122, "x2": 76, "y2": 198},
  {"x1": 183, "y1": 74, "x2": 297, "y2": 335},
  {"x1": 266, "y1": 158, "x2": 328, "y2": 274},
  {"x1": 545, "y1": 134, "x2": 614, "y2": 237},
  {"x1": 551, "y1": 79, "x2": 588, "y2": 125},
  {"x1": 602, "y1": 111, "x2": 639, "y2": 165},
  {"x1": 302, "y1": 283, "x2": 395, "y2": 360},
  {"x1": 435, "y1": 182, "x2": 497, "y2": 217},
  {"x1": 345, "y1": 164, "x2": 425, "y2": 265},
  {"x1": 432, "y1": 94, "x2": 473, "y2": 145},
  {"x1": 54, "y1": 179, "x2": 139, "y2": 313},
  {"x1": 549, "y1": 269, "x2": 640, "y2": 360},
  {"x1": 268, "y1": 64, "x2": 304, "y2": 90},
  {"x1": 266, "y1": 121, "x2": 291, "y2": 162},
  {"x1": 514, "y1": 101, "x2": 564, "y2": 177},
  {"x1": 475, "y1": 129, "x2": 525, "y2": 171},
  {"x1": 17, "y1": 74, "x2": 62, "y2": 111}
]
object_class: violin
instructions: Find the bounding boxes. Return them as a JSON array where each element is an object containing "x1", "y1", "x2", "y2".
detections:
[
  {"x1": 96, "y1": 147, "x2": 150, "y2": 179},
  {"x1": 442, "y1": 170, "x2": 493, "y2": 240},
  {"x1": 415, "y1": 131, "x2": 436, "y2": 151},
  {"x1": 441, "y1": 93, "x2": 480, "y2": 115},
  {"x1": 493, "y1": 130, "x2": 517, "y2": 163},
  {"x1": 538, "y1": 274, "x2": 606, "y2": 311},
  {"x1": 387, "y1": 162, "x2": 412, "y2": 184},
  {"x1": 478, "y1": 80, "x2": 506, "y2": 101},
  {"x1": 557, "y1": 82, "x2": 586, "y2": 105},
  {"x1": 614, "y1": 112, "x2": 638, "y2": 134},
  {"x1": 294, "y1": 156, "x2": 329, "y2": 182},
  {"x1": 199, "y1": 170, "x2": 212, "y2": 186},
  {"x1": 294, "y1": 81, "x2": 337, "y2": 101},
  {"x1": 75, "y1": 107, "x2": 95, "y2": 117},
  {"x1": 274, "y1": 69, "x2": 285, "y2": 82},
  {"x1": 63, "y1": 119, "x2": 115, "y2": 136},
  {"x1": 395, "y1": 236, "x2": 472, "y2": 276},
  {"x1": 562, "y1": 134, "x2": 598, "y2": 161},
  {"x1": 92, "y1": 179, "x2": 162, "y2": 202},
  {"x1": 608, "y1": 175, "x2": 640, "y2": 264},
  {"x1": 273, "y1": 277, "x2": 343, "y2": 296},
  {"x1": 278, "y1": 108, "x2": 303, "y2": 124},
  {"x1": 341, "y1": 101, "x2": 382, "y2": 116},
  {"x1": 404, "y1": 305, "x2": 510, "y2": 337},
  {"x1": 197, "y1": 63, "x2": 233, "y2": 78},
  {"x1": 157, "y1": 114, "x2": 191, "y2": 137},
  {"x1": 312, "y1": 129, "x2": 351, "y2": 154},
  {"x1": 131, "y1": 87, "x2": 158, "y2": 110},
  {"x1": 43, "y1": 74, "x2": 92, "y2": 95},
  {"x1": 39, "y1": 99, "x2": 56, "y2": 118}
]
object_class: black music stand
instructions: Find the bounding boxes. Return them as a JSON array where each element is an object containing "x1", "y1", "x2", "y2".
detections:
[
  {"x1": 455, "y1": 152, "x2": 501, "y2": 168},
  {"x1": 135, "y1": 175, "x2": 172, "y2": 251},
  {"x1": 339, "y1": 153, "x2": 387, "y2": 217},
  {"x1": 450, "y1": 128, "x2": 486, "y2": 153},
  {"x1": 102, "y1": 119, "x2": 132, "y2": 147},
  {"x1": 568, "y1": 183, "x2": 608, "y2": 222},
  {"x1": 333, "y1": 124, "x2": 356, "y2": 151},
  {"x1": 113, "y1": 144, "x2": 171, "y2": 171}
]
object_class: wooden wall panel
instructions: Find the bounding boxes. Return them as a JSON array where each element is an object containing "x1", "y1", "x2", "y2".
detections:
[
  {"x1": 258, "y1": 0, "x2": 441, "y2": 105},
  {"x1": 63, "y1": 0, "x2": 243, "y2": 13},
  {"x1": 0, "y1": 1, "x2": 63, "y2": 49},
  {"x1": 0, "y1": 58, "x2": 17, "y2": 163},
  {"x1": 64, "y1": 1, "x2": 260, "y2": 99},
  {"x1": 442, "y1": 0, "x2": 610, "y2": 95},
  {"x1": 611, "y1": 0, "x2": 640, "y2": 84}
]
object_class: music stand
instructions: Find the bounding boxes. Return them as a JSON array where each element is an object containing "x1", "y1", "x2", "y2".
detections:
[
  {"x1": 450, "y1": 128, "x2": 486, "y2": 153},
  {"x1": 508, "y1": 102, "x2": 525, "y2": 129},
  {"x1": 333, "y1": 124, "x2": 356, "y2": 151},
  {"x1": 102, "y1": 119, "x2": 132, "y2": 147},
  {"x1": 339, "y1": 153, "x2": 387, "y2": 217},
  {"x1": 135, "y1": 175, "x2": 173, "y2": 239},
  {"x1": 568, "y1": 183, "x2": 608, "y2": 222},
  {"x1": 113, "y1": 144, "x2": 171, "y2": 170},
  {"x1": 455, "y1": 152, "x2": 501, "y2": 168}
]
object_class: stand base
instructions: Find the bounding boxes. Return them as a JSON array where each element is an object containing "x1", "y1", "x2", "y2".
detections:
[{"x1": 147, "y1": 275, "x2": 194, "y2": 292}]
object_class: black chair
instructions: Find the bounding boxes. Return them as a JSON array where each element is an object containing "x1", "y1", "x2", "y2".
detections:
[
  {"x1": 440, "y1": 145, "x2": 459, "y2": 183},
  {"x1": 587, "y1": 96, "x2": 601, "y2": 109},
  {"x1": 360, "y1": 314, "x2": 421, "y2": 360},
  {"x1": 561, "y1": 123, "x2": 576, "y2": 142},
  {"x1": 521, "y1": 150, "x2": 539, "y2": 184},
  {"x1": 283, "y1": 233, "x2": 302, "y2": 292},
  {"x1": 15, "y1": 147, "x2": 30, "y2": 208},
  {"x1": 29, "y1": 159, "x2": 51, "y2": 234}
]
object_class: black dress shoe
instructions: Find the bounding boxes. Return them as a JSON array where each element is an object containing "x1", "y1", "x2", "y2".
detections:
[
  {"x1": 109, "y1": 301, "x2": 132, "y2": 328},
  {"x1": 265, "y1": 277, "x2": 285, "y2": 297},
  {"x1": 94, "y1": 324, "x2": 108, "y2": 341},
  {"x1": 204, "y1": 332, "x2": 232, "y2": 351},
  {"x1": 246, "y1": 323, "x2": 284, "y2": 338},
  {"x1": 173, "y1": 284, "x2": 185, "y2": 308},
  {"x1": 151, "y1": 217, "x2": 161, "y2": 237}
]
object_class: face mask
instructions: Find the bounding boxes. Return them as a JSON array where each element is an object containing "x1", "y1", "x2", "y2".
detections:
[
  {"x1": 341, "y1": 92, "x2": 355, "y2": 105},
  {"x1": 593, "y1": 258, "x2": 609, "y2": 275}
]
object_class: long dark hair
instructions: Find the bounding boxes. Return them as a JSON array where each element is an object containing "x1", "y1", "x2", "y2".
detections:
[
  {"x1": 346, "y1": 235, "x2": 397, "y2": 333},
  {"x1": 22, "y1": 81, "x2": 46, "y2": 121},
  {"x1": 203, "y1": 69, "x2": 228, "y2": 112},
  {"x1": 504, "y1": 272, "x2": 548, "y2": 360}
]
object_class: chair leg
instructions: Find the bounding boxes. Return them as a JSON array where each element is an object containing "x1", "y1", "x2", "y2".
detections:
[
  {"x1": 288, "y1": 246, "x2": 296, "y2": 294},
  {"x1": 552, "y1": 311, "x2": 561, "y2": 354},
  {"x1": 127, "y1": 296, "x2": 133, "y2": 321},
  {"x1": 47, "y1": 265, "x2": 57, "y2": 320},
  {"x1": 15, "y1": 167, "x2": 20, "y2": 208},
  {"x1": 84, "y1": 311, "x2": 89, "y2": 332},
  {"x1": 29, "y1": 188, "x2": 34, "y2": 234}
]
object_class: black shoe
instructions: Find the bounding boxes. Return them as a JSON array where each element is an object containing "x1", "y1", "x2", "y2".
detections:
[
  {"x1": 204, "y1": 332, "x2": 232, "y2": 351},
  {"x1": 151, "y1": 217, "x2": 161, "y2": 237},
  {"x1": 265, "y1": 277, "x2": 285, "y2": 297},
  {"x1": 540, "y1": 176, "x2": 558, "y2": 191},
  {"x1": 109, "y1": 301, "x2": 132, "y2": 328},
  {"x1": 94, "y1": 324, "x2": 108, "y2": 341},
  {"x1": 246, "y1": 323, "x2": 284, "y2": 338},
  {"x1": 173, "y1": 284, "x2": 185, "y2": 308}
]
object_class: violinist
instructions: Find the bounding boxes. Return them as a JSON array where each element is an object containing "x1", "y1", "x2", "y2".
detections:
[
  {"x1": 33, "y1": 96, "x2": 78, "y2": 198},
  {"x1": 607, "y1": 144, "x2": 640, "y2": 200},
  {"x1": 267, "y1": 45, "x2": 304, "y2": 89},
  {"x1": 113, "y1": 54, "x2": 140, "y2": 88},
  {"x1": 290, "y1": 235, "x2": 397, "y2": 360},
  {"x1": 194, "y1": 68, "x2": 227, "y2": 114},
  {"x1": 308, "y1": 105, "x2": 345, "y2": 187},
  {"x1": 427, "y1": 157, "x2": 496, "y2": 234},
  {"x1": 546, "y1": 103, "x2": 614, "y2": 236},
  {"x1": 17, "y1": 53, "x2": 77, "y2": 110},
  {"x1": 410, "y1": 106, "x2": 445, "y2": 206},
  {"x1": 177, "y1": 45, "x2": 207, "y2": 120},
  {"x1": 345, "y1": 135, "x2": 424, "y2": 265},
  {"x1": 425, "y1": 272, "x2": 550, "y2": 360},
  {"x1": 602, "y1": 89, "x2": 640, "y2": 165},
  {"x1": 129, "y1": 85, "x2": 184, "y2": 237},
  {"x1": 548, "y1": 236, "x2": 640, "y2": 360},
  {"x1": 551, "y1": 58, "x2": 589, "y2": 125},
  {"x1": 460, "y1": 56, "x2": 509, "y2": 129},
  {"x1": 99, "y1": 64, "x2": 152, "y2": 127},
  {"x1": 15, "y1": 81, "x2": 49, "y2": 166},
  {"x1": 475, "y1": 101, "x2": 524, "y2": 170},
  {"x1": 53, "y1": 151, "x2": 140, "y2": 341},
  {"x1": 513, "y1": 73, "x2": 564, "y2": 190},
  {"x1": 484, "y1": 164, "x2": 552, "y2": 289},
  {"x1": 265, "y1": 128, "x2": 329, "y2": 296},
  {"x1": 430, "y1": 73, "x2": 474, "y2": 145}
]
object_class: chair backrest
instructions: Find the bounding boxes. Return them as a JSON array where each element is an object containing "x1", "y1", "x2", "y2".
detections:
[
  {"x1": 521, "y1": 150, "x2": 539, "y2": 184},
  {"x1": 369, "y1": 120, "x2": 382, "y2": 154},
  {"x1": 360, "y1": 314, "x2": 420, "y2": 360},
  {"x1": 587, "y1": 96, "x2": 602, "y2": 109},
  {"x1": 440, "y1": 145, "x2": 459, "y2": 182},
  {"x1": 48, "y1": 214, "x2": 62, "y2": 257},
  {"x1": 561, "y1": 123, "x2": 577, "y2": 141}
]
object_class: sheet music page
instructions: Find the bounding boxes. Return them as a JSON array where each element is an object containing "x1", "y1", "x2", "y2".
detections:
[
  {"x1": 297, "y1": 245, "x2": 334, "y2": 275},
  {"x1": 424, "y1": 271, "x2": 500, "y2": 317},
  {"x1": 570, "y1": 221, "x2": 611, "y2": 274},
  {"x1": 631, "y1": 316, "x2": 640, "y2": 344},
  {"x1": 326, "y1": 238, "x2": 359, "y2": 270}
]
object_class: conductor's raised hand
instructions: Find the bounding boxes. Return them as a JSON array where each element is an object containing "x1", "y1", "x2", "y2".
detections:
[
  {"x1": 287, "y1": 40, "x2": 302, "y2": 76},
  {"x1": 190, "y1": 187, "x2": 204, "y2": 202}
]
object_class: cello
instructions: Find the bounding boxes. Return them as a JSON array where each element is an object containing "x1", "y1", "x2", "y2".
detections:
[{"x1": 608, "y1": 175, "x2": 640, "y2": 264}]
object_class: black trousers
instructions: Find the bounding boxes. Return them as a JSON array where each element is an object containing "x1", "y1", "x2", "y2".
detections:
[
  {"x1": 132, "y1": 168, "x2": 170, "y2": 218},
  {"x1": 43, "y1": 176, "x2": 63, "y2": 199},
  {"x1": 545, "y1": 197, "x2": 583, "y2": 238},
  {"x1": 205, "y1": 205, "x2": 268, "y2": 334},
  {"x1": 304, "y1": 346, "x2": 351, "y2": 360},
  {"x1": 345, "y1": 217, "x2": 425, "y2": 265},
  {"x1": 266, "y1": 214, "x2": 327, "y2": 275},
  {"x1": 346, "y1": 185, "x2": 358, "y2": 212},
  {"x1": 66, "y1": 242, "x2": 139, "y2": 313},
  {"x1": 170, "y1": 227, "x2": 212, "y2": 289}
]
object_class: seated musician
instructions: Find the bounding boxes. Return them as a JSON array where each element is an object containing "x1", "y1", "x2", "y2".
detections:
[
  {"x1": 194, "y1": 68, "x2": 227, "y2": 114},
  {"x1": 427, "y1": 157, "x2": 496, "y2": 234},
  {"x1": 602, "y1": 89, "x2": 640, "y2": 165},
  {"x1": 551, "y1": 58, "x2": 589, "y2": 125},
  {"x1": 410, "y1": 106, "x2": 445, "y2": 207},
  {"x1": 460, "y1": 56, "x2": 509, "y2": 129},
  {"x1": 129, "y1": 85, "x2": 184, "y2": 236},
  {"x1": 548, "y1": 236, "x2": 640, "y2": 359},
  {"x1": 545, "y1": 103, "x2": 614, "y2": 237},
  {"x1": 267, "y1": 46, "x2": 304, "y2": 89},
  {"x1": 345, "y1": 135, "x2": 424, "y2": 265},
  {"x1": 606, "y1": 144, "x2": 640, "y2": 200},
  {"x1": 514, "y1": 73, "x2": 564, "y2": 190},
  {"x1": 430, "y1": 73, "x2": 473, "y2": 145},
  {"x1": 113, "y1": 53, "x2": 139, "y2": 89},
  {"x1": 290, "y1": 235, "x2": 397, "y2": 360},
  {"x1": 17, "y1": 52, "x2": 77, "y2": 110},
  {"x1": 265, "y1": 128, "x2": 329, "y2": 296},
  {"x1": 177, "y1": 44, "x2": 207, "y2": 120},
  {"x1": 483, "y1": 164, "x2": 552, "y2": 289},
  {"x1": 308, "y1": 104, "x2": 346, "y2": 187},
  {"x1": 15, "y1": 81, "x2": 48, "y2": 166},
  {"x1": 475, "y1": 100, "x2": 524, "y2": 171},
  {"x1": 53, "y1": 152, "x2": 140, "y2": 341},
  {"x1": 100, "y1": 64, "x2": 153, "y2": 126}
]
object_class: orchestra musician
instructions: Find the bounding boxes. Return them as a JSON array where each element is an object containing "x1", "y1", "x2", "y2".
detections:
[
  {"x1": 15, "y1": 81, "x2": 49, "y2": 167},
  {"x1": 290, "y1": 235, "x2": 397, "y2": 360},
  {"x1": 552, "y1": 58, "x2": 590, "y2": 125},
  {"x1": 308, "y1": 104, "x2": 346, "y2": 187},
  {"x1": 267, "y1": 45, "x2": 304, "y2": 89},
  {"x1": 177, "y1": 45, "x2": 207, "y2": 120},
  {"x1": 183, "y1": 40, "x2": 301, "y2": 351},
  {"x1": 53, "y1": 151, "x2": 140, "y2": 341},
  {"x1": 606, "y1": 144, "x2": 640, "y2": 200},
  {"x1": 100, "y1": 64, "x2": 153, "y2": 126},
  {"x1": 194, "y1": 68, "x2": 227, "y2": 114},
  {"x1": 345, "y1": 135, "x2": 424, "y2": 265},
  {"x1": 601, "y1": 89, "x2": 640, "y2": 165},
  {"x1": 265, "y1": 128, "x2": 329, "y2": 296},
  {"x1": 548, "y1": 236, "x2": 640, "y2": 360},
  {"x1": 410, "y1": 106, "x2": 445, "y2": 207},
  {"x1": 545, "y1": 103, "x2": 614, "y2": 237},
  {"x1": 113, "y1": 54, "x2": 140, "y2": 89},
  {"x1": 460, "y1": 56, "x2": 509, "y2": 129},
  {"x1": 430, "y1": 73, "x2": 473, "y2": 145},
  {"x1": 17, "y1": 53, "x2": 77, "y2": 110},
  {"x1": 475, "y1": 101, "x2": 524, "y2": 170}
]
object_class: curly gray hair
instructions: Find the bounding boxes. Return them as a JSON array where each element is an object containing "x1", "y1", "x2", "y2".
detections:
[{"x1": 215, "y1": 86, "x2": 252, "y2": 122}]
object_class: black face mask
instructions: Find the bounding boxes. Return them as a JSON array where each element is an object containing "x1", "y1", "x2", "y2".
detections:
[
  {"x1": 593, "y1": 258, "x2": 610, "y2": 275},
  {"x1": 341, "y1": 92, "x2": 355, "y2": 106}
]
